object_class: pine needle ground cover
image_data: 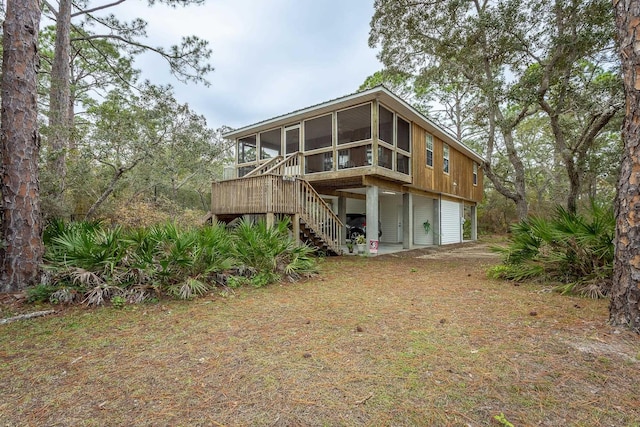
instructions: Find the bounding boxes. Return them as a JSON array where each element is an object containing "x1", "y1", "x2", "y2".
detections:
[{"x1": 1, "y1": 243, "x2": 639, "y2": 426}]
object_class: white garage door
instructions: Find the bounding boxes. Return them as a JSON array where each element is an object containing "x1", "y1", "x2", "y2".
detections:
[{"x1": 441, "y1": 200, "x2": 462, "y2": 244}]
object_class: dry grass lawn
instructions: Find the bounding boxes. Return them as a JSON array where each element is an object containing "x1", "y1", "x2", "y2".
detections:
[{"x1": 1, "y1": 242, "x2": 639, "y2": 426}]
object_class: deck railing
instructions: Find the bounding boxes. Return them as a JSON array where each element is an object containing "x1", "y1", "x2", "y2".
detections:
[
  {"x1": 212, "y1": 175, "x2": 298, "y2": 215},
  {"x1": 211, "y1": 173, "x2": 342, "y2": 253},
  {"x1": 297, "y1": 178, "x2": 342, "y2": 251}
]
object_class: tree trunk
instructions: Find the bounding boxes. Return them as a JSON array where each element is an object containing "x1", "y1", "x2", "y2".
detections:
[
  {"x1": 565, "y1": 156, "x2": 581, "y2": 214},
  {"x1": 84, "y1": 168, "x2": 124, "y2": 219},
  {"x1": 504, "y1": 132, "x2": 529, "y2": 220},
  {"x1": 48, "y1": 0, "x2": 72, "y2": 194},
  {"x1": 0, "y1": 0, "x2": 44, "y2": 292},
  {"x1": 610, "y1": 0, "x2": 640, "y2": 330}
]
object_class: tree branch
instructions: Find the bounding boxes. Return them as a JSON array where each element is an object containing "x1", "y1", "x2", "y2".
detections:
[
  {"x1": 42, "y1": 0, "x2": 59, "y2": 18},
  {"x1": 71, "y1": 0, "x2": 128, "y2": 18}
]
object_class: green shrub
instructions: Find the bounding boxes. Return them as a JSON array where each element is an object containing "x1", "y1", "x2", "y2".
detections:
[
  {"x1": 231, "y1": 218, "x2": 317, "y2": 282},
  {"x1": 489, "y1": 203, "x2": 614, "y2": 297},
  {"x1": 40, "y1": 217, "x2": 318, "y2": 305}
]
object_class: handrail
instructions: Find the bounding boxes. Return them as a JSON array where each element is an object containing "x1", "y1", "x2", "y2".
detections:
[
  {"x1": 243, "y1": 155, "x2": 283, "y2": 177},
  {"x1": 263, "y1": 151, "x2": 303, "y2": 176},
  {"x1": 296, "y1": 178, "x2": 343, "y2": 253}
]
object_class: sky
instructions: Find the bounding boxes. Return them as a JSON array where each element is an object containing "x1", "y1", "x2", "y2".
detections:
[{"x1": 114, "y1": 0, "x2": 382, "y2": 132}]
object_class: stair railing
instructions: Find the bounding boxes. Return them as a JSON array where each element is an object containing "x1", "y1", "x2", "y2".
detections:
[
  {"x1": 243, "y1": 155, "x2": 283, "y2": 177},
  {"x1": 296, "y1": 178, "x2": 342, "y2": 253},
  {"x1": 263, "y1": 151, "x2": 302, "y2": 177}
]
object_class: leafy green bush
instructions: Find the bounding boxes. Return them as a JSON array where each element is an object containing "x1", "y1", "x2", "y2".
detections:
[
  {"x1": 231, "y1": 217, "x2": 317, "y2": 283},
  {"x1": 488, "y1": 204, "x2": 614, "y2": 297},
  {"x1": 41, "y1": 218, "x2": 318, "y2": 305}
]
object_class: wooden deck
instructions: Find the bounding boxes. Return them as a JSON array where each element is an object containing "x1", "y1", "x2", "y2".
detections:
[
  {"x1": 212, "y1": 175, "x2": 298, "y2": 215},
  {"x1": 211, "y1": 173, "x2": 343, "y2": 255}
]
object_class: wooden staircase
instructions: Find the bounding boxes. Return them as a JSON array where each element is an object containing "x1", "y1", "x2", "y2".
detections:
[{"x1": 211, "y1": 153, "x2": 343, "y2": 255}]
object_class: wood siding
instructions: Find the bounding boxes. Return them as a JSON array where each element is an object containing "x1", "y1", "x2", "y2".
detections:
[{"x1": 412, "y1": 123, "x2": 483, "y2": 203}]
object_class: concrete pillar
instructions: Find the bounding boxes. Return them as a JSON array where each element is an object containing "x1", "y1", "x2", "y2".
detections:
[
  {"x1": 471, "y1": 205, "x2": 478, "y2": 241},
  {"x1": 433, "y1": 197, "x2": 442, "y2": 246},
  {"x1": 266, "y1": 212, "x2": 275, "y2": 228},
  {"x1": 338, "y1": 195, "x2": 347, "y2": 244},
  {"x1": 292, "y1": 213, "x2": 300, "y2": 245},
  {"x1": 402, "y1": 192, "x2": 413, "y2": 249},
  {"x1": 366, "y1": 185, "x2": 379, "y2": 255}
]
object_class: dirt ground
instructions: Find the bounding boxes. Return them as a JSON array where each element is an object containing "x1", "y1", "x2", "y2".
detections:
[{"x1": 1, "y1": 242, "x2": 639, "y2": 426}]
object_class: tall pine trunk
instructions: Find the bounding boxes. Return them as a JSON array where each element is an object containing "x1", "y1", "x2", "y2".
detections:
[
  {"x1": 48, "y1": 0, "x2": 72, "y2": 194},
  {"x1": 0, "y1": 0, "x2": 44, "y2": 292},
  {"x1": 610, "y1": 0, "x2": 640, "y2": 330}
]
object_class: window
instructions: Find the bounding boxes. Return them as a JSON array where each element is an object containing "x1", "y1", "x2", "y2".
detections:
[
  {"x1": 426, "y1": 134, "x2": 434, "y2": 167},
  {"x1": 337, "y1": 103, "x2": 371, "y2": 144},
  {"x1": 260, "y1": 128, "x2": 281, "y2": 160},
  {"x1": 304, "y1": 114, "x2": 332, "y2": 151},
  {"x1": 397, "y1": 153, "x2": 410, "y2": 175},
  {"x1": 338, "y1": 145, "x2": 373, "y2": 169},
  {"x1": 379, "y1": 105, "x2": 393, "y2": 144},
  {"x1": 238, "y1": 135, "x2": 256, "y2": 164},
  {"x1": 397, "y1": 117, "x2": 410, "y2": 152},
  {"x1": 473, "y1": 162, "x2": 478, "y2": 186},
  {"x1": 305, "y1": 152, "x2": 333, "y2": 174},
  {"x1": 285, "y1": 126, "x2": 300, "y2": 154},
  {"x1": 378, "y1": 146, "x2": 392, "y2": 170},
  {"x1": 443, "y1": 144, "x2": 450, "y2": 174}
]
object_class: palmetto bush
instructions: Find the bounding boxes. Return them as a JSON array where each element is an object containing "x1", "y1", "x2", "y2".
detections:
[
  {"x1": 231, "y1": 217, "x2": 317, "y2": 287},
  {"x1": 40, "y1": 218, "x2": 317, "y2": 305},
  {"x1": 42, "y1": 220, "x2": 133, "y2": 305},
  {"x1": 488, "y1": 204, "x2": 614, "y2": 298}
]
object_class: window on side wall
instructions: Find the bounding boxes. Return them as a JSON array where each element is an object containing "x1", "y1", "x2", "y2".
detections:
[
  {"x1": 379, "y1": 105, "x2": 393, "y2": 144},
  {"x1": 397, "y1": 153, "x2": 410, "y2": 175},
  {"x1": 443, "y1": 144, "x2": 450, "y2": 174},
  {"x1": 426, "y1": 134, "x2": 433, "y2": 167},
  {"x1": 397, "y1": 117, "x2": 410, "y2": 152},
  {"x1": 473, "y1": 162, "x2": 478, "y2": 186}
]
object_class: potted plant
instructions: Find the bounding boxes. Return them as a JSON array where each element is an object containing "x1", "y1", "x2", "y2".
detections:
[
  {"x1": 355, "y1": 234, "x2": 367, "y2": 254},
  {"x1": 346, "y1": 240, "x2": 354, "y2": 254}
]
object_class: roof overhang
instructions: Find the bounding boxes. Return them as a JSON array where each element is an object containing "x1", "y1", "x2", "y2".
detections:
[{"x1": 223, "y1": 86, "x2": 485, "y2": 164}]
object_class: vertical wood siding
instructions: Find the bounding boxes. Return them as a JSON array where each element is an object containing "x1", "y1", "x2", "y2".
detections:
[{"x1": 411, "y1": 123, "x2": 482, "y2": 203}]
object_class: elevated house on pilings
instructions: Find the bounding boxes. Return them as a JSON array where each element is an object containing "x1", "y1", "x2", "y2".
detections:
[{"x1": 211, "y1": 86, "x2": 484, "y2": 255}]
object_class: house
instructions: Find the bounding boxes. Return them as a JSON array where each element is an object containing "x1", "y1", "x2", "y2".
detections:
[{"x1": 211, "y1": 86, "x2": 484, "y2": 255}]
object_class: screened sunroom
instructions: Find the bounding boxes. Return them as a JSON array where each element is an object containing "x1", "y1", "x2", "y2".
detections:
[{"x1": 234, "y1": 100, "x2": 414, "y2": 185}]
